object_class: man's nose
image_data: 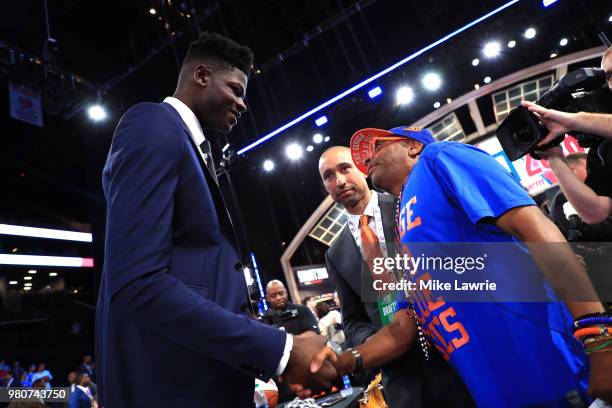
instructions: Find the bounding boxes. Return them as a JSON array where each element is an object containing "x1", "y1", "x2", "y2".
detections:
[{"x1": 236, "y1": 98, "x2": 247, "y2": 113}]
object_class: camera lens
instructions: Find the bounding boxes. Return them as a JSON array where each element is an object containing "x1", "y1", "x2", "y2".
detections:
[{"x1": 513, "y1": 128, "x2": 535, "y2": 146}]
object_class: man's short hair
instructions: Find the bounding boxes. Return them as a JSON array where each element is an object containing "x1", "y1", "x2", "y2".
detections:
[
  {"x1": 183, "y1": 32, "x2": 254, "y2": 75},
  {"x1": 266, "y1": 279, "x2": 285, "y2": 292},
  {"x1": 76, "y1": 372, "x2": 88, "y2": 384},
  {"x1": 566, "y1": 152, "x2": 587, "y2": 166}
]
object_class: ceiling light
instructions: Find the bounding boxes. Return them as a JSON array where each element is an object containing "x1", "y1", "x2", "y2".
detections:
[
  {"x1": 9, "y1": 281, "x2": 18, "y2": 285},
  {"x1": 324, "y1": 136, "x2": 330, "y2": 142},
  {"x1": 314, "y1": 116, "x2": 328, "y2": 127},
  {"x1": 484, "y1": 76, "x2": 492, "y2": 84},
  {"x1": 421, "y1": 72, "x2": 442, "y2": 91},
  {"x1": 286, "y1": 144, "x2": 303, "y2": 160},
  {"x1": 49, "y1": 272, "x2": 58, "y2": 277},
  {"x1": 507, "y1": 40, "x2": 516, "y2": 48},
  {"x1": 24, "y1": 276, "x2": 32, "y2": 280},
  {"x1": 306, "y1": 145, "x2": 314, "y2": 152},
  {"x1": 550, "y1": 52, "x2": 558, "y2": 58},
  {"x1": 368, "y1": 86, "x2": 382, "y2": 99},
  {"x1": 28, "y1": 270, "x2": 37, "y2": 274},
  {"x1": 559, "y1": 38, "x2": 568, "y2": 46},
  {"x1": 313, "y1": 133, "x2": 323, "y2": 144},
  {"x1": 474, "y1": 84, "x2": 480, "y2": 90},
  {"x1": 542, "y1": 0, "x2": 558, "y2": 7},
  {"x1": 524, "y1": 28, "x2": 536, "y2": 39},
  {"x1": 446, "y1": 97, "x2": 452, "y2": 104},
  {"x1": 433, "y1": 101, "x2": 441, "y2": 109},
  {"x1": 263, "y1": 160, "x2": 274, "y2": 172},
  {"x1": 396, "y1": 86, "x2": 414, "y2": 105},
  {"x1": 483, "y1": 41, "x2": 501, "y2": 58},
  {"x1": 0, "y1": 224, "x2": 92, "y2": 242},
  {"x1": 609, "y1": 15, "x2": 612, "y2": 23},
  {"x1": 24, "y1": 283, "x2": 32, "y2": 287},
  {"x1": 88, "y1": 105, "x2": 107, "y2": 121},
  {"x1": 24, "y1": 287, "x2": 31, "y2": 291},
  {"x1": 472, "y1": 58, "x2": 480, "y2": 66}
]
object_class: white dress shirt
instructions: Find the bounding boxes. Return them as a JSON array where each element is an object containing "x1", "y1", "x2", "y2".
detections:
[
  {"x1": 346, "y1": 191, "x2": 387, "y2": 256},
  {"x1": 163, "y1": 96, "x2": 293, "y2": 376}
]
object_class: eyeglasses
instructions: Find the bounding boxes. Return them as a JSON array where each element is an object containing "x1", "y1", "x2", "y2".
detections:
[{"x1": 372, "y1": 137, "x2": 406, "y2": 155}]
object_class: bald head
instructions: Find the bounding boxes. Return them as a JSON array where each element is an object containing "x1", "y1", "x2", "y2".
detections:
[
  {"x1": 266, "y1": 280, "x2": 288, "y2": 310},
  {"x1": 319, "y1": 146, "x2": 371, "y2": 214}
]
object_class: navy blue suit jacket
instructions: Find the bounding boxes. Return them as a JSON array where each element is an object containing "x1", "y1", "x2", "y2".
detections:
[
  {"x1": 69, "y1": 387, "x2": 91, "y2": 408},
  {"x1": 96, "y1": 102, "x2": 287, "y2": 407}
]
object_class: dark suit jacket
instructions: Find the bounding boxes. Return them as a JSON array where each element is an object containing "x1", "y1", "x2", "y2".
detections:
[
  {"x1": 325, "y1": 193, "x2": 474, "y2": 408},
  {"x1": 69, "y1": 387, "x2": 91, "y2": 408},
  {"x1": 96, "y1": 102, "x2": 287, "y2": 407}
]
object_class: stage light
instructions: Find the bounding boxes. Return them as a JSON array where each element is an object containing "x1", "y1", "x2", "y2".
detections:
[
  {"x1": 149, "y1": 8, "x2": 156, "y2": 15},
  {"x1": 396, "y1": 86, "x2": 414, "y2": 105},
  {"x1": 324, "y1": 136, "x2": 330, "y2": 142},
  {"x1": 315, "y1": 116, "x2": 328, "y2": 127},
  {"x1": 236, "y1": 0, "x2": 522, "y2": 155},
  {"x1": 472, "y1": 58, "x2": 480, "y2": 66},
  {"x1": 422, "y1": 73, "x2": 442, "y2": 91},
  {"x1": 483, "y1": 41, "x2": 501, "y2": 58},
  {"x1": 484, "y1": 76, "x2": 492, "y2": 83},
  {"x1": 0, "y1": 224, "x2": 93, "y2": 242},
  {"x1": 9, "y1": 281, "x2": 17, "y2": 285},
  {"x1": 0, "y1": 254, "x2": 94, "y2": 267},
  {"x1": 550, "y1": 52, "x2": 558, "y2": 58},
  {"x1": 286, "y1": 143, "x2": 303, "y2": 160},
  {"x1": 542, "y1": 0, "x2": 558, "y2": 6},
  {"x1": 433, "y1": 101, "x2": 441, "y2": 109},
  {"x1": 88, "y1": 104, "x2": 107, "y2": 121},
  {"x1": 368, "y1": 86, "x2": 382, "y2": 98},
  {"x1": 524, "y1": 28, "x2": 536, "y2": 39},
  {"x1": 28, "y1": 270, "x2": 36, "y2": 274},
  {"x1": 306, "y1": 145, "x2": 314, "y2": 152},
  {"x1": 49, "y1": 272, "x2": 58, "y2": 277},
  {"x1": 263, "y1": 160, "x2": 274, "y2": 172},
  {"x1": 313, "y1": 133, "x2": 323, "y2": 144},
  {"x1": 559, "y1": 38, "x2": 568, "y2": 46},
  {"x1": 24, "y1": 276, "x2": 32, "y2": 280},
  {"x1": 507, "y1": 40, "x2": 516, "y2": 48}
]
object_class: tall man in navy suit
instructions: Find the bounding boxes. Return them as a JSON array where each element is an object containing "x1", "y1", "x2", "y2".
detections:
[{"x1": 96, "y1": 32, "x2": 335, "y2": 407}]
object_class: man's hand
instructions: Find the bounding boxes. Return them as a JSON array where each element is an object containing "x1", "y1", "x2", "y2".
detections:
[
  {"x1": 521, "y1": 101, "x2": 576, "y2": 146},
  {"x1": 282, "y1": 333, "x2": 338, "y2": 394},
  {"x1": 587, "y1": 345, "x2": 612, "y2": 403},
  {"x1": 532, "y1": 145, "x2": 564, "y2": 161}
]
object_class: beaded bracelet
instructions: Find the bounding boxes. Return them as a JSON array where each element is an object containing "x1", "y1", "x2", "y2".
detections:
[
  {"x1": 584, "y1": 340, "x2": 612, "y2": 354},
  {"x1": 583, "y1": 334, "x2": 611, "y2": 345},
  {"x1": 574, "y1": 326, "x2": 610, "y2": 341},
  {"x1": 573, "y1": 316, "x2": 612, "y2": 330},
  {"x1": 347, "y1": 348, "x2": 363, "y2": 374}
]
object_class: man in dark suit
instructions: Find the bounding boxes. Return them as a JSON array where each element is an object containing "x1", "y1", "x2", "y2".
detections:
[
  {"x1": 316, "y1": 146, "x2": 473, "y2": 407},
  {"x1": 69, "y1": 373, "x2": 93, "y2": 408},
  {"x1": 96, "y1": 32, "x2": 335, "y2": 407}
]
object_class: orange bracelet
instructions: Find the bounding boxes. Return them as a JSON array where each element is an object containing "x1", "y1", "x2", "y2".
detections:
[{"x1": 574, "y1": 326, "x2": 610, "y2": 340}]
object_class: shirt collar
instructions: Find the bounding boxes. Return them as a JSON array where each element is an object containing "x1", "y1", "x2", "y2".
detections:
[
  {"x1": 163, "y1": 96, "x2": 206, "y2": 146},
  {"x1": 346, "y1": 190, "x2": 378, "y2": 230}
]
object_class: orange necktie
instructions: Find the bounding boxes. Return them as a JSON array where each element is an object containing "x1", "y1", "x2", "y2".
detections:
[{"x1": 360, "y1": 215, "x2": 394, "y2": 289}]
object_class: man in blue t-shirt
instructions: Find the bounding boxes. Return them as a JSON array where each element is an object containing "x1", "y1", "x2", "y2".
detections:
[{"x1": 307, "y1": 127, "x2": 612, "y2": 407}]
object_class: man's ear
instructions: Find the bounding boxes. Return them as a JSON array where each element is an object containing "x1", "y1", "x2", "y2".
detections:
[
  {"x1": 407, "y1": 140, "x2": 424, "y2": 157},
  {"x1": 193, "y1": 64, "x2": 213, "y2": 87}
]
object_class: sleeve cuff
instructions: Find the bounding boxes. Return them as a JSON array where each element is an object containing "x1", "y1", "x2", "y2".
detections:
[{"x1": 275, "y1": 333, "x2": 293, "y2": 376}]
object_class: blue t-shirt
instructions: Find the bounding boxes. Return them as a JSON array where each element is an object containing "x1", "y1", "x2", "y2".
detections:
[{"x1": 397, "y1": 142, "x2": 589, "y2": 407}]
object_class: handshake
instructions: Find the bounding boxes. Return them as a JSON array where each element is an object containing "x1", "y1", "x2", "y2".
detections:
[{"x1": 281, "y1": 332, "x2": 355, "y2": 399}]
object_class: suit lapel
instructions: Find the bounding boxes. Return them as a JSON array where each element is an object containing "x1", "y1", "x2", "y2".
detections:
[{"x1": 378, "y1": 194, "x2": 398, "y2": 243}]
